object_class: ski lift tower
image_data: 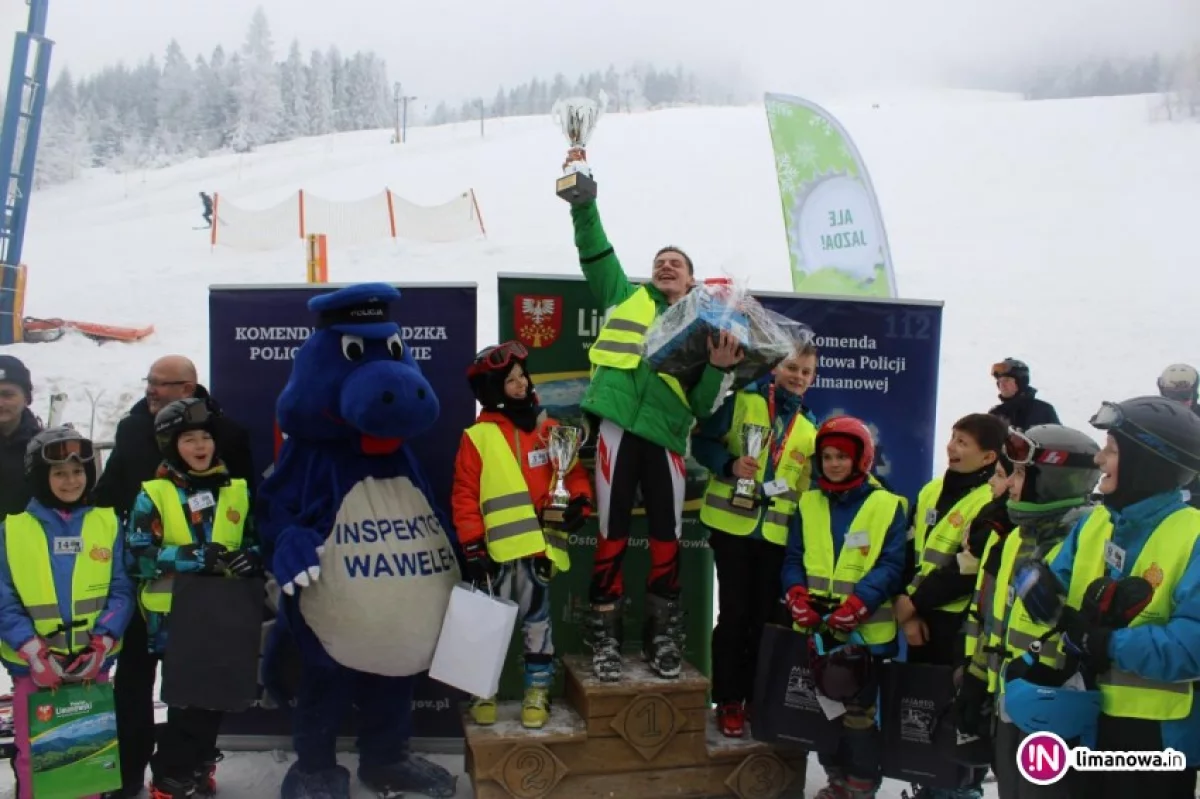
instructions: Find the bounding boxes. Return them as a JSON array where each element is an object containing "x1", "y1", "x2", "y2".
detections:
[{"x1": 0, "y1": 0, "x2": 52, "y2": 345}]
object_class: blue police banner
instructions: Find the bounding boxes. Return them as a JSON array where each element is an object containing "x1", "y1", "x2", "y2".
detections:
[
  {"x1": 755, "y1": 290, "x2": 943, "y2": 507},
  {"x1": 207, "y1": 282, "x2": 477, "y2": 741}
]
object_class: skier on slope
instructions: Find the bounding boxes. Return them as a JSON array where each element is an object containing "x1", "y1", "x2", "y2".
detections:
[
  {"x1": 1157, "y1": 362, "x2": 1200, "y2": 510},
  {"x1": 199, "y1": 192, "x2": 213, "y2": 228}
]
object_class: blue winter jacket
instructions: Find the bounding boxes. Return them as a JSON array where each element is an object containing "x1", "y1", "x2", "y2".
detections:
[
  {"x1": 1050, "y1": 491, "x2": 1200, "y2": 763},
  {"x1": 0, "y1": 499, "x2": 136, "y2": 676},
  {"x1": 693, "y1": 379, "x2": 817, "y2": 543},
  {"x1": 781, "y1": 480, "x2": 908, "y2": 656}
]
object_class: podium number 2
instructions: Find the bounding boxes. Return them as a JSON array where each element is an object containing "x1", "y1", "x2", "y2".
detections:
[{"x1": 516, "y1": 750, "x2": 549, "y2": 793}]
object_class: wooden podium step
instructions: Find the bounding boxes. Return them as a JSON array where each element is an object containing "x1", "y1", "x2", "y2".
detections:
[{"x1": 463, "y1": 655, "x2": 808, "y2": 799}]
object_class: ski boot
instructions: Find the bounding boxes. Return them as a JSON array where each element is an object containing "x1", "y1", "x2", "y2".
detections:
[
  {"x1": 193, "y1": 749, "x2": 224, "y2": 796},
  {"x1": 814, "y1": 768, "x2": 848, "y2": 799},
  {"x1": 357, "y1": 752, "x2": 457, "y2": 798},
  {"x1": 642, "y1": 592, "x2": 685, "y2": 679},
  {"x1": 585, "y1": 599, "x2": 624, "y2": 682},
  {"x1": 469, "y1": 695, "x2": 497, "y2": 726},
  {"x1": 521, "y1": 659, "x2": 554, "y2": 729},
  {"x1": 149, "y1": 776, "x2": 198, "y2": 799},
  {"x1": 841, "y1": 776, "x2": 879, "y2": 798},
  {"x1": 716, "y1": 701, "x2": 746, "y2": 738},
  {"x1": 280, "y1": 762, "x2": 351, "y2": 799}
]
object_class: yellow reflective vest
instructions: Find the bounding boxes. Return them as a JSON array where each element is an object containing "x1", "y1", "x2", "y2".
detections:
[
  {"x1": 463, "y1": 422, "x2": 571, "y2": 572},
  {"x1": 964, "y1": 530, "x2": 1003, "y2": 690},
  {"x1": 798, "y1": 488, "x2": 904, "y2": 646},
  {"x1": 0, "y1": 508, "x2": 123, "y2": 666},
  {"x1": 699, "y1": 390, "x2": 816, "y2": 545},
  {"x1": 908, "y1": 479, "x2": 993, "y2": 613},
  {"x1": 1065, "y1": 505, "x2": 1200, "y2": 721},
  {"x1": 588, "y1": 286, "x2": 689, "y2": 407},
  {"x1": 988, "y1": 531, "x2": 1067, "y2": 694},
  {"x1": 138, "y1": 478, "x2": 249, "y2": 615}
]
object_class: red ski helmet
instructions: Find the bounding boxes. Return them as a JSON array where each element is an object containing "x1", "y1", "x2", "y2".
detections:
[{"x1": 815, "y1": 416, "x2": 876, "y2": 476}]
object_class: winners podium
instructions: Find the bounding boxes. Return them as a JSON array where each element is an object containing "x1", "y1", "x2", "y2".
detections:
[{"x1": 463, "y1": 655, "x2": 808, "y2": 799}]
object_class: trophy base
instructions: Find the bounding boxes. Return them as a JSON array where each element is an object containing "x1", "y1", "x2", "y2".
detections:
[
  {"x1": 729, "y1": 495, "x2": 759, "y2": 511},
  {"x1": 557, "y1": 171, "x2": 598, "y2": 205},
  {"x1": 543, "y1": 507, "x2": 567, "y2": 524}
]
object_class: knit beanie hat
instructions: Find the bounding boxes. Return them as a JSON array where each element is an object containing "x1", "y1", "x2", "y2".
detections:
[{"x1": 0, "y1": 356, "x2": 32, "y2": 403}]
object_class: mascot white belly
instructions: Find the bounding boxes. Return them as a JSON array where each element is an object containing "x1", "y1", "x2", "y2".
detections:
[{"x1": 300, "y1": 475, "x2": 460, "y2": 676}]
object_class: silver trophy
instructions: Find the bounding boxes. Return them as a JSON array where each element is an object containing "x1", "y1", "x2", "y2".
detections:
[
  {"x1": 542, "y1": 422, "x2": 587, "y2": 523},
  {"x1": 553, "y1": 91, "x2": 607, "y2": 205},
  {"x1": 731, "y1": 424, "x2": 770, "y2": 510}
]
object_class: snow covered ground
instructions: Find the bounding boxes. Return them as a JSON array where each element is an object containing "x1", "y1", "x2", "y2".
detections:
[{"x1": 3, "y1": 88, "x2": 1198, "y2": 796}]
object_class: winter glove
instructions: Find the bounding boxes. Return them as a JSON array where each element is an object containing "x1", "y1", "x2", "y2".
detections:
[
  {"x1": 272, "y1": 526, "x2": 326, "y2": 597},
  {"x1": 1059, "y1": 606, "x2": 1113, "y2": 674},
  {"x1": 827, "y1": 595, "x2": 870, "y2": 633},
  {"x1": 1013, "y1": 559, "x2": 1066, "y2": 626},
  {"x1": 954, "y1": 668, "x2": 991, "y2": 737},
  {"x1": 19, "y1": 638, "x2": 65, "y2": 690},
  {"x1": 63, "y1": 635, "x2": 115, "y2": 682},
  {"x1": 462, "y1": 538, "x2": 499, "y2": 590},
  {"x1": 1081, "y1": 576, "x2": 1154, "y2": 628},
  {"x1": 786, "y1": 586, "x2": 822, "y2": 629},
  {"x1": 222, "y1": 548, "x2": 265, "y2": 578},
  {"x1": 557, "y1": 496, "x2": 591, "y2": 534},
  {"x1": 176, "y1": 543, "x2": 228, "y2": 574}
]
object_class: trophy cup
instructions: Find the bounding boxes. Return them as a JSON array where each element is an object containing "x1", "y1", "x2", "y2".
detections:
[
  {"x1": 542, "y1": 422, "x2": 587, "y2": 523},
  {"x1": 553, "y1": 91, "x2": 607, "y2": 205},
  {"x1": 730, "y1": 424, "x2": 770, "y2": 510}
]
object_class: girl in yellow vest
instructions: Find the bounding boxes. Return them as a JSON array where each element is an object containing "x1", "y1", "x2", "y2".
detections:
[
  {"x1": 452, "y1": 343, "x2": 593, "y2": 730},
  {"x1": 956, "y1": 424, "x2": 1100, "y2": 799},
  {"x1": 0, "y1": 426, "x2": 134, "y2": 799},
  {"x1": 126, "y1": 399, "x2": 260, "y2": 799},
  {"x1": 1015, "y1": 396, "x2": 1200, "y2": 798},
  {"x1": 781, "y1": 416, "x2": 907, "y2": 799},
  {"x1": 693, "y1": 337, "x2": 818, "y2": 738}
]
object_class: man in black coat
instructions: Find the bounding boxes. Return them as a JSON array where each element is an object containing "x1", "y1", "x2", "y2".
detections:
[
  {"x1": 988, "y1": 357, "x2": 1060, "y2": 431},
  {"x1": 0, "y1": 355, "x2": 41, "y2": 517},
  {"x1": 93, "y1": 354, "x2": 255, "y2": 798}
]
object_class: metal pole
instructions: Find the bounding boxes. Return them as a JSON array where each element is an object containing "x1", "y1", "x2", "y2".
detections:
[
  {"x1": 401, "y1": 93, "x2": 417, "y2": 143},
  {"x1": 478, "y1": 100, "x2": 484, "y2": 138},
  {"x1": 393, "y1": 82, "x2": 401, "y2": 143}
]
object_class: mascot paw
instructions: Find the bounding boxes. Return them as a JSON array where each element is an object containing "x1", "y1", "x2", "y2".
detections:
[
  {"x1": 358, "y1": 754, "x2": 458, "y2": 798},
  {"x1": 280, "y1": 762, "x2": 350, "y2": 799},
  {"x1": 274, "y1": 526, "x2": 327, "y2": 597}
]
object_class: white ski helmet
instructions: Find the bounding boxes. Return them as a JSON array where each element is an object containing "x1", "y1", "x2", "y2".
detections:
[{"x1": 1158, "y1": 363, "x2": 1199, "y2": 403}]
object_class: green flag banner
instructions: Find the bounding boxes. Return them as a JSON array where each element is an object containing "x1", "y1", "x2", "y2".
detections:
[{"x1": 764, "y1": 92, "x2": 898, "y2": 298}]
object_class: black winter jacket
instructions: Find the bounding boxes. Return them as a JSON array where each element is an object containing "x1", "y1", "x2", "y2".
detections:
[
  {"x1": 0, "y1": 409, "x2": 42, "y2": 517},
  {"x1": 92, "y1": 386, "x2": 255, "y2": 519},
  {"x1": 989, "y1": 387, "x2": 1060, "y2": 432}
]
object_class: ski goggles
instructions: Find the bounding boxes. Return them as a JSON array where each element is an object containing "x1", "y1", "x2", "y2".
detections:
[
  {"x1": 40, "y1": 437, "x2": 95, "y2": 465},
  {"x1": 1004, "y1": 428, "x2": 1097, "y2": 469},
  {"x1": 467, "y1": 341, "x2": 528, "y2": 378},
  {"x1": 1090, "y1": 401, "x2": 1200, "y2": 472},
  {"x1": 991, "y1": 360, "x2": 1019, "y2": 379}
]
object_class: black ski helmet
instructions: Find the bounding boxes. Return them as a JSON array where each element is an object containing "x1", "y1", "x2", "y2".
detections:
[
  {"x1": 1007, "y1": 425, "x2": 1101, "y2": 506},
  {"x1": 25, "y1": 426, "x2": 96, "y2": 476},
  {"x1": 154, "y1": 397, "x2": 215, "y2": 457},
  {"x1": 1090, "y1": 396, "x2": 1200, "y2": 491},
  {"x1": 992, "y1": 358, "x2": 1031, "y2": 390}
]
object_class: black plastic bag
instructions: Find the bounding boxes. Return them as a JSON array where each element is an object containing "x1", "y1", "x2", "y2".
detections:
[{"x1": 749, "y1": 623, "x2": 840, "y2": 753}]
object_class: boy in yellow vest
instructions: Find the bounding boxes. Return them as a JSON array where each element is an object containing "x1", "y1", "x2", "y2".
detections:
[
  {"x1": 782, "y1": 416, "x2": 907, "y2": 799},
  {"x1": 694, "y1": 336, "x2": 818, "y2": 738},
  {"x1": 1016, "y1": 396, "x2": 1200, "y2": 798},
  {"x1": 126, "y1": 399, "x2": 260, "y2": 799},
  {"x1": 0, "y1": 426, "x2": 134, "y2": 799},
  {"x1": 452, "y1": 342, "x2": 593, "y2": 729},
  {"x1": 895, "y1": 413, "x2": 1008, "y2": 664}
]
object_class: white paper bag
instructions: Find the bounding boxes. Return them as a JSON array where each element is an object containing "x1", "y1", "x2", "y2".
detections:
[{"x1": 428, "y1": 581, "x2": 519, "y2": 698}]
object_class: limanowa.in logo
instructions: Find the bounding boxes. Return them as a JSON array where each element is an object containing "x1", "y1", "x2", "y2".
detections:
[{"x1": 1017, "y1": 732, "x2": 1188, "y2": 785}]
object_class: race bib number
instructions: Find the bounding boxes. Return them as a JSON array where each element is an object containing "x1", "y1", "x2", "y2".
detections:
[
  {"x1": 763, "y1": 479, "x2": 789, "y2": 497},
  {"x1": 188, "y1": 491, "x2": 216, "y2": 513},
  {"x1": 844, "y1": 531, "x2": 871, "y2": 550},
  {"x1": 527, "y1": 449, "x2": 549, "y2": 468},
  {"x1": 1104, "y1": 540, "x2": 1126, "y2": 572},
  {"x1": 53, "y1": 537, "x2": 82, "y2": 555}
]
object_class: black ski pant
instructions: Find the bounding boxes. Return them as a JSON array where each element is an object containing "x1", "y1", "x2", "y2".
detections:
[
  {"x1": 113, "y1": 611, "x2": 159, "y2": 792},
  {"x1": 1072, "y1": 714, "x2": 1197, "y2": 798},
  {"x1": 993, "y1": 720, "x2": 1082, "y2": 799},
  {"x1": 151, "y1": 706, "x2": 224, "y2": 784},
  {"x1": 709, "y1": 529, "x2": 788, "y2": 705}
]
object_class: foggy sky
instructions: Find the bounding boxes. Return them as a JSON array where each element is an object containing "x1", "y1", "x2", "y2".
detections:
[{"x1": 1, "y1": 0, "x2": 1196, "y2": 106}]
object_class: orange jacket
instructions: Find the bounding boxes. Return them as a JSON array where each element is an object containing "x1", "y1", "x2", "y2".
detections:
[{"x1": 451, "y1": 410, "x2": 594, "y2": 550}]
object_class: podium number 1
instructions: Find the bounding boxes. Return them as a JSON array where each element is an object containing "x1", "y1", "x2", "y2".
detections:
[{"x1": 637, "y1": 700, "x2": 661, "y2": 738}]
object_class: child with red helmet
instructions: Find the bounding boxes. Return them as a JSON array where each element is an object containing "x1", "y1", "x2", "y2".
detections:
[
  {"x1": 781, "y1": 416, "x2": 907, "y2": 799},
  {"x1": 451, "y1": 341, "x2": 593, "y2": 730}
]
